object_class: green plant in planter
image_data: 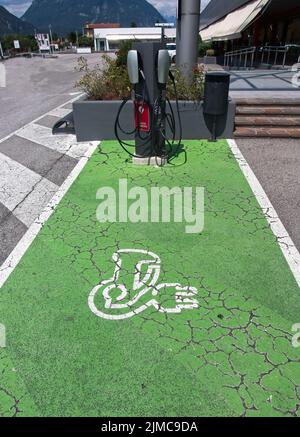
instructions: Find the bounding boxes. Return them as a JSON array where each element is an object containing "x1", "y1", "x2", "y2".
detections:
[
  {"x1": 75, "y1": 54, "x2": 131, "y2": 100},
  {"x1": 75, "y1": 40, "x2": 132, "y2": 100},
  {"x1": 167, "y1": 66, "x2": 205, "y2": 101},
  {"x1": 115, "y1": 40, "x2": 133, "y2": 67},
  {"x1": 75, "y1": 42, "x2": 205, "y2": 102}
]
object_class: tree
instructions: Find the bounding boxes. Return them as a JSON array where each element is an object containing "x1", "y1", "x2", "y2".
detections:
[
  {"x1": 67, "y1": 32, "x2": 77, "y2": 44},
  {"x1": 52, "y1": 32, "x2": 59, "y2": 42},
  {"x1": 198, "y1": 35, "x2": 213, "y2": 57},
  {"x1": 0, "y1": 34, "x2": 38, "y2": 52},
  {"x1": 78, "y1": 35, "x2": 93, "y2": 48},
  {"x1": 131, "y1": 22, "x2": 137, "y2": 28},
  {"x1": 115, "y1": 40, "x2": 132, "y2": 67}
]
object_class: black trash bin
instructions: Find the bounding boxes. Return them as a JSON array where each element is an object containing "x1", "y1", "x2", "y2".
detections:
[{"x1": 203, "y1": 72, "x2": 231, "y2": 140}]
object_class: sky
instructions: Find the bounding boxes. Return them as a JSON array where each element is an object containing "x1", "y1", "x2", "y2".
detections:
[{"x1": 2, "y1": 0, "x2": 211, "y2": 18}]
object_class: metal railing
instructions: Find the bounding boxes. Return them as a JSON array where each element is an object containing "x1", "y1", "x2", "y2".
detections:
[
  {"x1": 224, "y1": 47, "x2": 256, "y2": 70},
  {"x1": 224, "y1": 45, "x2": 300, "y2": 69},
  {"x1": 259, "y1": 45, "x2": 300, "y2": 68}
]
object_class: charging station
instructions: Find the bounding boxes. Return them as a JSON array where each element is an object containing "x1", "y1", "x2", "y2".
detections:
[
  {"x1": 114, "y1": 41, "x2": 174, "y2": 165},
  {"x1": 131, "y1": 42, "x2": 169, "y2": 160},
  {"x1": 64, "y1": 0, "x2": 236, "y2": 159}
]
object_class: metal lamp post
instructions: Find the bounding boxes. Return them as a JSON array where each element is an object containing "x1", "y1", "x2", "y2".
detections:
[
  {"x1": 176, "y1": 0, "x2": 201, "y2": 80},
  {"x1": 0, "y1": 41, "x2": 4, "y2": 59},
  {"x1": 49, "y1": 24, "x2": 53, "y2": 54}
]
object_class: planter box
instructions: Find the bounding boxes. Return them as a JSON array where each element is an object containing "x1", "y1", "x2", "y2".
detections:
[
  {"x1": 199, "y1": 56, "x2": 217, "y2": 65},
  {"x1": 73, "y1": 99, "x2": 236, "y2": 143}
]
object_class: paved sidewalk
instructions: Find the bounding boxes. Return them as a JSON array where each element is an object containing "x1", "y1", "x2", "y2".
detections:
[
  {"x1": 237, "y1": 138, "x2": 300, "y2": 251},
  {"x1": 229, "y1": 69, "x2": 300, "y2": 101}
]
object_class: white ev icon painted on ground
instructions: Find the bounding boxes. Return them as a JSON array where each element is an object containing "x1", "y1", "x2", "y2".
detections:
[{"x1": 88, "y1": 249, "x2": 199, "y2": 320}]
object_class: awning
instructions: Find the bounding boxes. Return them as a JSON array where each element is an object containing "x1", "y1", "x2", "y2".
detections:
[{"x1": 200, "y1": 0, "x2": 270, "y2": 42}]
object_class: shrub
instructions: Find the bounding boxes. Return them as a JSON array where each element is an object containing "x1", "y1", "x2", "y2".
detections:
[
  {"x1": 167, "y1": 66, "x2": 205, "y2": 101},
  {"x1": 198, "y1": 36, "x2": 213, "y2": 57},
  {"x1": 0, "y1": 34, "x2": 38, "y2": 52},
  {"x1": 115, "y1": 40, "x2": 132, "y2": 67},
  {"x1": 78, "y1": 35, "x2": 93, "y2": 48},
  {"x1": 75, "y1": 54, "x2": 131, "y2": 100},
  {"x1": 206, "y1": 49, "x2": 215, "y2": 57},
  {"x1": 75, "y1": 40, "x2": 205, "y2": 102}
]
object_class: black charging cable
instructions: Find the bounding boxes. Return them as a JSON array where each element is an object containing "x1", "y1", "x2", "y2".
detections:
[
  {"x1": 166, "y1": 70, "x2": 183, "y2": 161},
  {"x1": 114, "y1": 64, "x2": 157, "y2": 159},
  {"x1": 115, "y1": 68, "x2": 183, "y2": 164}
]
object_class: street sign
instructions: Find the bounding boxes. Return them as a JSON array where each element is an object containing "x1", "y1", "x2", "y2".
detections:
[
  {"x1": 155, "y1": 23, "x2": 175, "y2": 28},
  {"x1": 13, "y1": 40, "x2": 20, "y2": 49},
  {"x1": 35, "y1": 34, "x2": 50, "y2": 52}
]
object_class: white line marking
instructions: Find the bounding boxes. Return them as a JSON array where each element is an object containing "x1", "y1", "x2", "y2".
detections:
[
  {"x1": 228, "y1": 139, "x2": 300, "y2": 288},
  {"x1": 0, "y1": 141, "x2": 99, "y2": 290}
]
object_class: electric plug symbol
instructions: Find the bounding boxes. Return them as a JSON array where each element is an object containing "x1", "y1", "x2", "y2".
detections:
[{"x1": 88, "y1": 249, "x2": 199, "y2": 321}]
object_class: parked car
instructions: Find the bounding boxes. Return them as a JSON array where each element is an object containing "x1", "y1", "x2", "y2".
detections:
[{"x1": 167, "y1": 43, "x2": 176, "y2": 64}]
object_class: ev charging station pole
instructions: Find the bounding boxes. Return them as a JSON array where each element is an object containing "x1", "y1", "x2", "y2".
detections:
[{"x1": 176, "y1": 0, "x2": 201, "y2": 79}]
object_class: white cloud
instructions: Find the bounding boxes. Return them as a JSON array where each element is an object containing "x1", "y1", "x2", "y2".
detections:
[
  {"x1": 2, "y1": 1, "x2": 31, "y2": 17},
  {"x1": 3, "y1": 0, "x2": 211, "y2": 19}
]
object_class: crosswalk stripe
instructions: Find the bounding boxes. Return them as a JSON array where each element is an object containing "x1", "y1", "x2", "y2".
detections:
[
  {"x1": 17, "y1": 123, "x2": 91, "y2": 160},
  {"x1": 35, "y1": 115, "x2": 61, "y2": 129},
  {"x1": 48, "y1": 108, "x2": 72, "y2": 118},
  {"x1": 0, "y1": 201, "x2": 28, "y2": 266},
  {"x1": 0, "y1": 141, "x2": 98, "y2": 289},
  {"x1": 0, "y1": 135, "x2": 78, "y2": 186},
  {"x1": 0, "y1": 152, "x2": 58, "y2": 228}
]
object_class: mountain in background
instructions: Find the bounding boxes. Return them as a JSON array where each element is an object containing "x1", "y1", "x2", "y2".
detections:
[
  {"x1": 0, "y1": 5, "x2": 34, "y2": 35},
  {"x1": 163, "y1": 15, "x2": 176, "y2": 25},
  {"x1": 22, "y1": 0, "x2": 165, "y2": 34}
]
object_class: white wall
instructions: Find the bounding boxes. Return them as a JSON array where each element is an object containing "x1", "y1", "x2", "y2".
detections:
[{"x1": 94, "y1": 27, "x2": 176, "y2": 51}]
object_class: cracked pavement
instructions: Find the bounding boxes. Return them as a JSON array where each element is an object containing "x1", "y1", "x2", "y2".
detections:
[{"x1": 0, "y1": 140, "x2": 299, "y2": 417}]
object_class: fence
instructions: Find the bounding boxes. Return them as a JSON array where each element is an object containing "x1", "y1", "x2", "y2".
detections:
[
  {"x1": 224, "y1": 47, "x2": 256, "y2": 69},
  {"x1": 224, "y1": 45, "x2": 300, "y2": 70}
]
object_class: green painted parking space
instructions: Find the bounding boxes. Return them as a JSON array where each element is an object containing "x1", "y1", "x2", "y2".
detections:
[{"x1": 0, "y1": 140, "x2": 299, "y2": 417}]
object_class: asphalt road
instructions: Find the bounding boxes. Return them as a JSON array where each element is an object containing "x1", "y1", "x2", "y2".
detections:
[
  {"x1": 237, "y1": 138, "x2": 300, "y2": 251},
  {"x1": 0, "y1": 53, "x2": 105, "y2": 139}
]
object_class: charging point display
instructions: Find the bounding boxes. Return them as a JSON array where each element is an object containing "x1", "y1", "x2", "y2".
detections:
[{"x1": 134, "y1": 102, "x2": 150, "y2": 133}]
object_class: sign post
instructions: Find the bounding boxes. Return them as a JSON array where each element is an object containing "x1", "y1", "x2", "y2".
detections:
[
  {"x1": 155, "y1": 23, "x2": 175, "y2": 43},
  {"x1": 49, "y1": 25, "x2": 53, "y2": 54},
  {"x1": 35, "y1": 34, "x2": 50, "y2": 53},
  {"x1": 13, "y1": 40, "x2": 20, "y2": 50}
]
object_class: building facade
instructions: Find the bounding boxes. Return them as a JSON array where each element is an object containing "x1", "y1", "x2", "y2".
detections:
[
  {"x1": 84, "y1": 23, "x2": 121, "y2": 39},
  {"x1": 200, "y1": 0, "x2": 300, "y2": 65},
  {"x1": 93, "y1": 27, "x2": 176, "y2": 51}
]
